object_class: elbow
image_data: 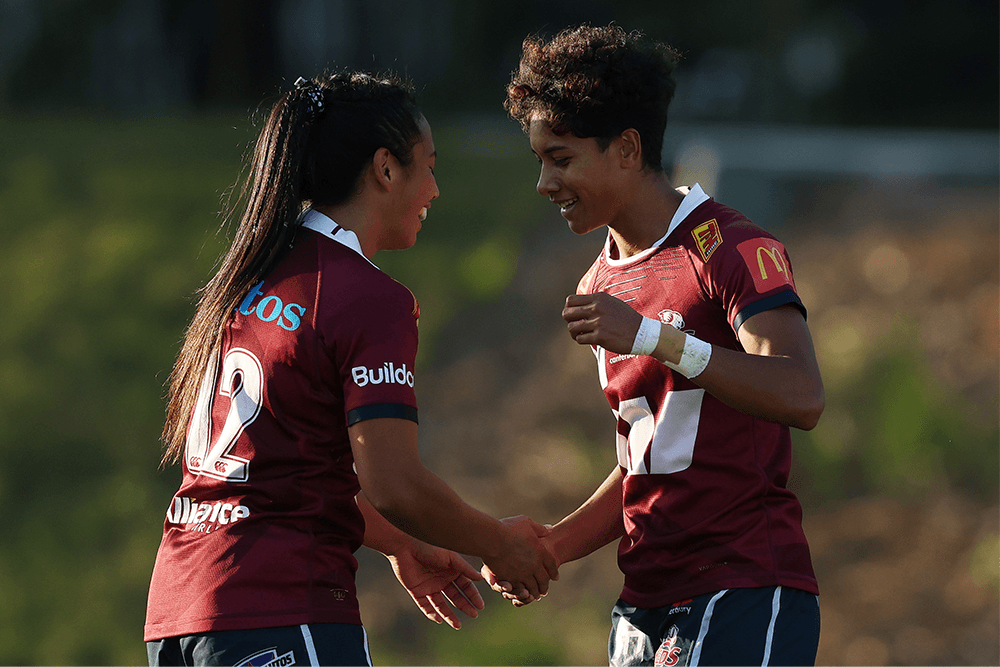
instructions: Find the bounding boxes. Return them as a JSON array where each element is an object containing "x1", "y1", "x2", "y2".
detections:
[
  {"x1": 790, "y1": 387, "x2": 825, "y2": 431},
  {"x1": 363, "y1": 482, "x2": 413, "y2": 527}
]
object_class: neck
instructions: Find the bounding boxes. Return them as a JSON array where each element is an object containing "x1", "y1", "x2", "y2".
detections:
[
  {"x1": 608, "y1": 172, "x2": 684, "y2": 259},
  {"x1": 313, "y1": 201, "x2": 381, "y2": 259}
]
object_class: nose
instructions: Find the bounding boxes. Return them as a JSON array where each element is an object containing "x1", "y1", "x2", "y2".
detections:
[{"x1": 536, "y1": 165, "x2": 557, "y2": 197}]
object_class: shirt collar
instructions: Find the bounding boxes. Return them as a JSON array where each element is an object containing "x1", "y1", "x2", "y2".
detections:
[
  {"x1": 604, "y1": 183, "x2": 711, "y2": 266},
  {"x1": 300, "y1": 209, "x2": 375, "y2": 266}
]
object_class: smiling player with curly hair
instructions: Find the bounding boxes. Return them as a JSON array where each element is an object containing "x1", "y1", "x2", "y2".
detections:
[{"x1": 487, "y1": 24, "x2": 825, "y2": 667}]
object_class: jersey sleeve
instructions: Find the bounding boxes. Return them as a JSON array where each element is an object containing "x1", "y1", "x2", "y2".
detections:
[
  {"x1": 330, "y1": 278, "x2": 420, "y2": 425},
  {"x1": 702, "y1": 225, "x2": 806, "y2": 333}
]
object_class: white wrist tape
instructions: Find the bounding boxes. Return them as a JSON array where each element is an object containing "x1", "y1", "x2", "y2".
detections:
[
  {"x1": 663, "y1": 333, "x2": 712, "y2": 378},
  {"x1": 630, "y1": 316, "x2": 661, "y2": 356}
]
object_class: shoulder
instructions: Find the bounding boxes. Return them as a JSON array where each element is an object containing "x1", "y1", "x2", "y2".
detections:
[
  {"x1": 314, "y1": 242, "x2": 418, "y2": 320},
  {"x1": 680, "y1": 200, "x2": 783, "y2": 268}
]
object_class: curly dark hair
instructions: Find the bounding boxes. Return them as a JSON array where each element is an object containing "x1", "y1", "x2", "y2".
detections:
[{"x1": 506, "y1": 24, "x2": 681, "y2": 172}]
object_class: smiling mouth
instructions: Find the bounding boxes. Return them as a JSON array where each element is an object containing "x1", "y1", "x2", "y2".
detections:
[
  {"x1": 556, "y1": 198, "x2": 578, "y2": 212},
  {"x1": 419, "y1": 207, "x2": 428, "y2": 221}
]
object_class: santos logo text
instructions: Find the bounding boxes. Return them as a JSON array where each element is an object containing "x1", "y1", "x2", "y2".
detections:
[{"x1": 352, "y1": 363, "x2": 415, "y2": 388}]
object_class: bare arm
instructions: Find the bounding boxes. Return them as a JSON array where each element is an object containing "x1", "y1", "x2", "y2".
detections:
[
  {"x1": 484, "y1": 466, "x2": 624, "y2": 605},
  {"x1": 546, "y1": 465, "x2": 625, "y2": 566},
  {"x1": 358, "y1": 491, "x2": 485, "y2": 629},
  {"x1": 350, "y1": 418, "x2": 558, "y2": 598},
  {"x1": 563, "y1": 294, "x2": 824, "y2": 430}
]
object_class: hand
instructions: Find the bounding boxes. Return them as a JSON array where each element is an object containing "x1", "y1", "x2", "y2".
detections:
[
  {"x1": 562, "y1": 292, "x2": 643, "y2": 355},
  {"x1": 481, "y1": 516, "x2": 558, "y2": 602},
  {"x1": 387, "y1": 541, "x2": 485, "y2": 630},
  {"x1": 481, "y1": 552, "x2": 547, "y2": 607}
]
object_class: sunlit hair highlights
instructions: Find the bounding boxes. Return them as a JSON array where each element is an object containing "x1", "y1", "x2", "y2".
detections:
[
  {"x1": 160, "y1": 70, "x2": 422, "y2": 467},
  {"x1": 506, "y1": 24, "x2": 681, "y2": 172}
]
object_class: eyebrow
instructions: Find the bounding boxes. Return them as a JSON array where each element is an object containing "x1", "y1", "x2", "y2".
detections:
[{"x1": 530, "y1": 145, "x2": 569, "y2": 159}]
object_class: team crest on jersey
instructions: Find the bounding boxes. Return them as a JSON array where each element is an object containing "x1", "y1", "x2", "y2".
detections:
[
  {"x1": 235, "y1": 648, "x2": 296, "y2": 667},
  {"x1": 657, "y1": 309, "x2": 686, "y2": 330},
  {"x1": 691, "y1": 219, "x2": 723, "y2": 262}
]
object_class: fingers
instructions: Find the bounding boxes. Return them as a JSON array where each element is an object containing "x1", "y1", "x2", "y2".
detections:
[
  {"x1": 416, "y1": 577, "x2": 484, "y2": 630},
  {"x1": 532, "y1": 522, "x2": 554, "y2": 539},
  {"x1": 562, "y1": 292, "x2": 643, "y2": 354},
  {"x1": 413, "y1": 594, "x2": 445, "y2": 625},
  {"x1": 427, "y1": 591, "x2": 462, "y2": 629},
  {"x1": 480, "y1": 564, "x2": 500, "y2": 588},
  {"x1": 490, "y1": 516, "x2": 560, "y2": 603},
  {"x1": 518, "y1": 575, "x2": 541, "y2": 600},
  {"x1": 444, "y1": 576, "x2": 485, "y2": 615}
]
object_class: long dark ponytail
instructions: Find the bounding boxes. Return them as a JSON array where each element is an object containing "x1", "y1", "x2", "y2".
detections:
[{"x1": 161, "y1": 71, "x2": 423, "y2": 467}]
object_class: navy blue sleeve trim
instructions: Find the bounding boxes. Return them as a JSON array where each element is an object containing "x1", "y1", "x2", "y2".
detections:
[
  {"x1": 733, "y1": 291, "x2": 807, "y2": 332},
  {"x1": 347, "y1": 403, "x2": 419, "y2": 426}
]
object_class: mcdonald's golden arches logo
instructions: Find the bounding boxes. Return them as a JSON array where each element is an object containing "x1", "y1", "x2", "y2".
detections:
[{"x1": 736, "y1": 238, "x2": 796, "y2": 293}]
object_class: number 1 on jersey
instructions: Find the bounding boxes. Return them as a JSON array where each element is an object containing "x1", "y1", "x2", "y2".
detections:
[{"x1": 186, "y1": 348, "x2": 262, "y2": 482}]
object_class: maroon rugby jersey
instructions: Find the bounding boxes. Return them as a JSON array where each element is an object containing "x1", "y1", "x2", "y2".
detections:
[
  {"x1": 145, "y1": 210, "x2": 420, "y2": 640},
  {"x1": 579, "y1": 184, "x2": 818, "y2": 608}
]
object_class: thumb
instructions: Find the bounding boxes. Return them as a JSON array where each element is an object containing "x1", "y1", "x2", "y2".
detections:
[
  {"x1": 450, "y1": 553, "x2": 483, "y2": 581},
  {"x1": 528, "y1": 520, "x2": 553, "y2": 539}
]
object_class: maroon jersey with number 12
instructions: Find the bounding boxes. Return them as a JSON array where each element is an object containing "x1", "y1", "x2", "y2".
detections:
[
  {"x1": 145, "y1": 210, "x2": 420, "y2": 640},
  {"x1": 579, "y1": 184, "x2": 819, "y2": 609}
]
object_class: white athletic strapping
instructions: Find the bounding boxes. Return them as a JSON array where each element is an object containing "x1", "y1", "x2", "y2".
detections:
[
  {"x1": 631, "y1": 316, "x2": 661, "y2": 356},
  {"x1": 662, "y1": 333, "x2": 712, "y2": 379}
]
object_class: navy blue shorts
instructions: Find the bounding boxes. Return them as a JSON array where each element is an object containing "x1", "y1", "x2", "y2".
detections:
[
  {"x1": 609, "y1": 586, "x2": 820, "y2": 666},
  {"x1": 146, "y1": 623, "x2": 371, "y2": 667}
]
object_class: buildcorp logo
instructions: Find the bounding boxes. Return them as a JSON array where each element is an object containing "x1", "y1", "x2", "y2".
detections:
[{"x1": 352, "y1": 362, "x2": 415, "y2": 388}]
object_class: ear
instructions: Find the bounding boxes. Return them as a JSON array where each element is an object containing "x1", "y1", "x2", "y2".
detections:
[
  {"x1": 372, "y1": 147, "x2": 396, "y2": 190},
  {"x1": 618, "y1": 128, "x2": 643, "y2": 170}
]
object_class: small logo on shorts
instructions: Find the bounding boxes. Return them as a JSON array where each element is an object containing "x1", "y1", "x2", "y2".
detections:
[
  {"x1": 655, "y1": 626, "x2": 688, "y2": 667},
  {"x1": 235, "y1": 648, "x2": 296, "y2": 667},
  {"x1": 667, "y1": 599, "x2": 693, "y2": 616}
]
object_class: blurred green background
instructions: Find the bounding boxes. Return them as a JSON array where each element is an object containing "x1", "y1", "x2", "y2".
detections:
[{"x1": 0, "y1": 1, "x2": 997, "y2": 665}]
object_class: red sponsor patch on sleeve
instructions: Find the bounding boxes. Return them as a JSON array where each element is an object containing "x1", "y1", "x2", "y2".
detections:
[{"x1": 737, "y1": 238, "x2": 795, "y2": 293}]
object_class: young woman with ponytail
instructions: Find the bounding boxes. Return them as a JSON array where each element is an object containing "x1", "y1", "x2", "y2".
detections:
[{"x1": 144, "y1": 71, "x2": 557, "y2": 667}]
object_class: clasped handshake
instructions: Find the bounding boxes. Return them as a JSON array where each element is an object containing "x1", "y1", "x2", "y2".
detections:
[{"x1": 479, "y1": 515, "x2": 559, "y2": 608}]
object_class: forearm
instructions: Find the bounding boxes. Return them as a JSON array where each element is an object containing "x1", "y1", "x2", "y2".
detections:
[
  {"x1": 352, "y1": 418, "x2": 557, "y2": 597},
  {"x1": 358, "y1": 489, "x2": 417, "y2": 557},
  {"x1": 680, "y1": 345, "x2": 822, "y2": 428},
  {"x1": 549, "y1": 466, "x2": 625, "y2": 566},
  {"x1": 650, "y1": 312, "x2": 824, "y2": 430},
  {"x1": 366, "y1": 462, "x2": 505, "y2": 561}
]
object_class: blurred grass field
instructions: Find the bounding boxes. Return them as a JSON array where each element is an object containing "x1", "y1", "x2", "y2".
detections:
[{"x1": 0, "y1": 114, "x2": 996, "y2": 665}]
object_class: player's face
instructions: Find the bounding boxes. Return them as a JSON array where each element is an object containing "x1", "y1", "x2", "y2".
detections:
[
  {"x1": 387, "y1": 115, "x2": 439, "y2": 250},
  {"x1": 528, "y1": 116, "x2": 626, "y2": 236}
]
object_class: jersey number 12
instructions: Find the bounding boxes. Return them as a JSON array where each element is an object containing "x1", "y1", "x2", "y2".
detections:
[{"x1": 185, "y1": 348, "x2": 263, "y2": 482}]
